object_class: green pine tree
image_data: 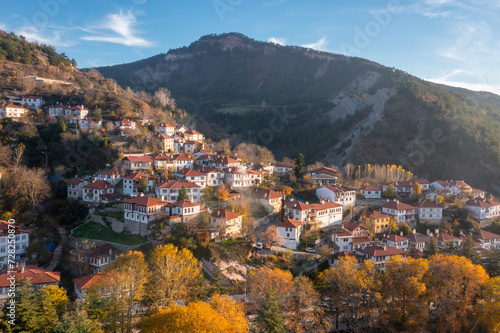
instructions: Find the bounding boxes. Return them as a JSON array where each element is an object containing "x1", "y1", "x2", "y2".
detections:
[
  {"x1": 461, "y1": 235, "x2": 480, "y2": 264},
  {"x1": 177, "y1": 185, "x2": 189, "y2": 201},
  {"x1": 258, "y1": 292, "x2": 286, "y2": 333},
  {"x1": 424, "y1": 236, "x2": 439, "y2": 258},
  {"x1": 486, "y1": 247, "x2": 500, "y2": 277},
  {"x1": 294, "y1": 153, "x2": 305, "y2": 180}
]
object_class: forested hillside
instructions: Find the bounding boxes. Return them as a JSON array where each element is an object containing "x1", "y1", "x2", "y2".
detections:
[{"x1": 95, "y1": 33, "x2": 500, "y2": 194}]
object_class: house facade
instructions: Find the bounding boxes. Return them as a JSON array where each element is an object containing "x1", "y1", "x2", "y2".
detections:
[
  {"x1": 276, "y1": 218, "x2": 303, "y2": 250},
  {"x1": 155, "y1": 180, "x2": 201, "y2": 202},
  {"x1": 381, "y1": 199, "x2": 417, "y2": 224},
  {"x1": 82, "y1": 181, "x2": 115, "y2": 204},
  {"x1": 123, "y1": 196, "x2": 171, "y2": 236},
  {"x1": 316, "y1": 185, "x2": 356, "y2": 207},
  {"x1": 210, "y1": 209, "x2": 243, "y2": 236},
  {"x1": 67, "y1": 178, "x2": 89, "y2": 200}
]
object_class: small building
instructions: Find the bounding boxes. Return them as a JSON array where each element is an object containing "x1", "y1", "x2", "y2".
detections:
[
  {"x1": 123, "y1": 172, "x2": 151, "y2": 196},
  {"x1": 154, "y1": 134, "x2": 175, "y2": 153},
  {"x1": 158, "y1": 123, "x2": 175, "y2": 136},
  {"x1": 67, "y1": 177, "x2": 89, "y2": 200},
  {"x1": 96, "y1": 168, "x2": 122, "y2": 185},
  {"x1": 209, "y1": 156, "x2": 241, "y2": 169},
  {"x1": 210, "y1": 209, "x2": 244, "y2": 236},
  {"x1": 465, "y1": 198, "x2": 500, "y2": 221},
  {"x1": 381, "y1": 199, "x2": 417, "y2": 224},
  {"x1": 0, "y1": 220, "x2": 29, "y2": 264},
  {"x1": 83, "y1": 181, "x2": 115, "y2": 204},
  {"x1": 0, "y1": 103, "x2": 28, "y2": 118},
  {"x1": 414, "y1": 200, "x2": 443, "y2": 224},
  {"x1": 276, "y1": 218, "x2": 303, "y2": 250},
  {"x1": 469, "y1": 228, "x2": 500, "y2": 250},
  {"x1": 306, "y1": 167, "x2": 338, "y2": 186},
  {"x1": 405, "y1": 232, "x2": 431, "y2": 252},
  {"x1": 316, "y1": 185, "x2": 356, "y2": 207},
  {"x1": 80, "y1": 117, "x2": 102, "y2": 131},
  {"x1": 224, "y1": 167, "x2": 262, "y2": 188},
  {"x1": 0, "y1": 263, "x2": 60, "y2": 304},
  {"x1": 381, "y1": 234, "x2": 409, "y2": 250},
  {"x1": 197, "y1": 166, "x2": 225, "y2": 186},
  {"x1": 356, "y1": 245, "x2": 406, "y2": 270},
  {"x1": 170, "y1": 200, "x2": 202, "y2": 223},
  {"x1": 123, "y1": 156, "x2": 153, "y2": 171},
  {"x1": 155, "y1": 180, "x2": 201, "y2": 202},
  {"x1": 171, "y1": 154, "x2": 194, "y2": 171},
  {"x1": 73, "y1": 243, "x2": 120, "y2": 274},
  {"x1": 123, "y1": 196, "x2": 171, "y2": 236},
  {"x1": 21, "y1": 95, "x2": 44, "y2": 110},
  {"x1": 273, "y1": 162, "x2": 293, "y2": 174},
  {"x1": 174, "y1": 168, "x2": 207, "y2": 189},
  {"x1": 73, "y1": 272, "x2": 102, "y2": 301},
  {"x1": 359, "y1": 211, "x2": 392, "y2": 234},
  {"x1": 252, "y1": 188, "x2": 282, "y2": 213},
  {"x1": 360, "y1": 185, "x2": 383, "y2": 199}
]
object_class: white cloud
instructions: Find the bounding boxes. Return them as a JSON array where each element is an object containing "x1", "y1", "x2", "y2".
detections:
[
  {"x1": 428, "y1": 78, "x2": 500, "y2": 95},
  {"x1": 301, "y1": 36, "x2": 328, "y2": 51},
  {"x1": 15, "y1": 26, "x2": 76, "y2": 47},
  {"x1": 81, "y1": 10, "x2": 152, "y2": 47},
  {"x1": 267, "y1": 37, "x2": 286, "y2": 45},
  {"x1": 428, "y1": 69, "x2": 500, "y2": 96}
]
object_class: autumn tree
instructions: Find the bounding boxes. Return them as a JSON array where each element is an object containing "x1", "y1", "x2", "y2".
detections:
[
  {"x1": 147, "y1": 244, "x2": 201, "y2": 309},
  {"x1": 51, "y1": 308, "x2": 103, "y2": 333},
  {"x1": 379, "y1": 256, "x2": 429, "y2": 331},
  {"x1": 413, "y1": 182, "x2": 422, "y2": 197},
  {"x1": 215, "y1": 185, "x2": 229, "y2": 202},
  {"x1": 287, "y1": 276, "x2": 325, "y2": 333},
  {"x1": 139, "y1": 295, "x2": 247, "y2": 333},
  {"x1": 280, "y1": 185, "x2": 293, "y2": 197},
  {"x1": 319, "y1": 256, "x2": 380, "y2": 331},
  {"x1": 258, "y1": 292, "x2": 286, "y2": 333},
  {"x1": 486, "y1": 247, "x2": 500, "y2": 277},
  {"x1": 475, "y1": 277, "x2": 500, "y2": 332},
  {"x1": 261, "y1": 225, "x2": 284, "y2": 245},
  {"x1": 0, "y1": 142, "x2": 12, "y2": 168},
  {"x1": 425, "y1": 254, "x2": 489, "y2": 333}
]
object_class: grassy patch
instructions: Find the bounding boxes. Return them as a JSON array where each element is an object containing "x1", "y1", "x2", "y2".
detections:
[
  {"x1": 216, "y1": 106, "x2": 249, "y2": 114},
  {"x1": 101, "y1": 210, "x2": 124, "y2": 220},
  {"x1": 72, "y1": 222, "x2": 147, "y2": 245},
  {"x1": 251, "y1": 204, "x2": 269, "y2": 219}
]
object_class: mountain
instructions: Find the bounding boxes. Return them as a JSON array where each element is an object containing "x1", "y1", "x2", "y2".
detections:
[{"x1": 94, "y1": 33, "x2": 500, "y2": 194}]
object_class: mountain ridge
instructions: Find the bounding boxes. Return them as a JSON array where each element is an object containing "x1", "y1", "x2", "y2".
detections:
[{"x1": 88, "y1": 33, "x2": 500, "y2": 194}]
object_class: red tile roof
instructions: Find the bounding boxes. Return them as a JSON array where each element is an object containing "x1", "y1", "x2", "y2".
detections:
[
  {"x1": 383, "y1": 234, "x2": 409, "y2": 242},
  {"x1": 253, "y1": 188, "x2": 282, "y2": 200},
  {"x1": 156, "y1": 180, "x2": 201, "y2": 189},
  {"x1": 122, "y1": 196, "x2": 171, "y2": 207},
  {"x1": 83, "y1": 180, "x2": 114, "y2": 189},
  {"x1": 273, "y1": 162, "x2": 293, "y2": 168},
  {"x1": 307, "y1": 167, "x2": 338, "y2": 175},
  {"x1": 360, "y1": 185, "x2": 383, "y2": 191},
  {"x1": 414, "y1": 200, "x2": 443, "y2": 209},
  {"x1": 310, "y1": 201, "x2": 343, "y2": 210},
  {"x1": 323, "y1": 185, "x2": 356, "y2": 193},
  {"x1": 0, "y1": 265, "x2": 60, "y2": 288},
  {"x1": 73, "y1": 272, "x2": 102, "y2": 289},
  {"x1": 343, "y1": 222, "x2": 368, "y2": 232},
  {"x1": 123, "y1": 171, "x2": 148, "y2": 181},
  {"x1": 0, "y1": 220, "x2": 29, "y2": 236},
  {"x1": 68, "y1": 177, "x2": 86, "y2": 185},
  {"x1": 125, "y1": 156, "x2": 153, "y2": 163},
  {"x1": 382, "y1": 200, "x2": 416, "y2": 211},
  {"x1": 212, "y1": 156, "x2": 240, "y2": 165},
  {"x1": 175, "y1": 168, "x2": 206, "y2": 177},
  {"x1": 276, "y1": 218, "x2": 302, "y2": 229},
  {"x1": 472, "y1": 228, "x2": 500, "y2": 241},
  {"x1": 362, "y1": 210, "x2": 391, "y2": 220},
  {"x1": 172, "y1": 199, "x2": 201, "y2": 208},
  {"x1": 284, "y1": 200, "x2": 313, "y2": 211},
  {"x1": 357, "y1": 245, "x2": 406, "y2": 257},
  {"x1": 96, "y1": 168, "x2": 120, "y2": 176},
  {"x1": 465, "y1": 198, "x2": 500, "y2": 208},
  {"x1": 211, "y1": 209, "x2": 243, "y2": 220}
]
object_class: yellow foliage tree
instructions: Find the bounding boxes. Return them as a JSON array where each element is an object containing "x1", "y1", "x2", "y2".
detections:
[
  {"x1": 475, "y1": 276, "x2": 500, "y2": 332},
  {"x1": 280, "y1": 185, "x2": 293, "y2": 197},
  {"x1": 139, "y1": 295, "x2": 247, "y2": 333},
  {"x1": 319, "y1": 256, "x2": 380, "y2": 331},
  {"x1": 379, "y1": 256, "x2": 429, "y2": 331},
  {"x1": 147, "y1": 244, "x2": 201, "y2": 309},
  {"x1": 425, "y1": 254, "x2": 489, "y2": 333}
]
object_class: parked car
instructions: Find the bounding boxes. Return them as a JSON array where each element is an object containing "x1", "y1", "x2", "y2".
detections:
[
  {"x1": 305, "y1": 247, "x2": 316, "y2": 253},
  {"x1": 255, "y1": 242, "x2": 263, "y2": 250},
  {"x1": 263, "y1": 243, "x2": 271, "y2": 250}
]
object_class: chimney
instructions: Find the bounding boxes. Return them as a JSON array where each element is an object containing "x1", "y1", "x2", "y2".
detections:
[
  {"x1": 400, "y1": 231, "x2": 403, "y2": 236},
  {"x1": 426, "y1": 229, "x2": 430, "y2": 236},
  {"x1": 20, "y1": 261, "x2": 25, "y2": 273},
  {"x1": 382, "y1": 245, "x2": 386, "y2": 250},
  {"x1": 413, "y1": 229, "x2": 416, "y2": 234},
  {"x1": 109, "y1": 249, "x2": 112, "y2": 255},
  {"x1": 435, "y1": 229, "x2": 439, "y2": 234},
  {"x1": 320, "y1": 198, "x2": 325, "y2": 205}
]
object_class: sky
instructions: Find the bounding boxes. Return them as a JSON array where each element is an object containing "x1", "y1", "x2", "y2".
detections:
[{"x1": 1, "y1": 0, "x2": 500, "y2": 94}]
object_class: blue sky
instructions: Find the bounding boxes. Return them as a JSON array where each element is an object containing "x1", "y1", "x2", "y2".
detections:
[{"x1": 1, "y1": 0, "x2": 500, "y2": 94}]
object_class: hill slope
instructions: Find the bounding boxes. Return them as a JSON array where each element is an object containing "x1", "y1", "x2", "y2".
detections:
[{"x1": 92, "y1": 33, "x2": 500, "y2": 193}]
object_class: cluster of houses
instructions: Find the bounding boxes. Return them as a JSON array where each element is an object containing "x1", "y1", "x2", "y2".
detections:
[{"x1": 329, "y1": 222, "x2": 500, "y2": 271}]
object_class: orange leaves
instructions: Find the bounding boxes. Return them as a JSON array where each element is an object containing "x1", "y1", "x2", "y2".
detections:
[{"x1": 139, "y1": 295, "x2": 247, "y2": 333}]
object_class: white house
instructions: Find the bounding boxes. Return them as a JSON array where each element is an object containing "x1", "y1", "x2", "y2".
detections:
[
  {"x1": 123, "y1": 156, "x2": 153, "y2": 171},
  {"x1": 469, "y1": 229, "x2": 500, "y2": 250},
  {"x1": 123, "y1": 196, "x2": 171, "y2": 236},
  {"x1": 96, "y1": 168, "x2": 122, "y2": 185},
  {"x1": 72, "y1": 243, "x2": 120, "y2": 274},
  {"x1": 431, "y1": 180, "x2": 470, "y2": 196},
  {"x1": 306, "y1": 167, "x2": 338, "y2": 186},
  {"x1": 171, "y1": 155, "x2": 193, "y2": 171},
  {"x1": 360, "y1": 185, "x2": 383, "y2": 199},
  {"x1": 381, "y1": 234, "x2": 409, "y2": 250},
  {"x1": 174, "y1": 168, "x2": 207, "y2": 189},
  {"x1": 316, "y1": 185, "x2": 356, "y2": 207},
  {"x1": 83, "y1": 181, "x2": 115, "y2": 204},
  {"x1": 272, "y1": 162, "x2": 293, "y2": 174},
  {"x1": 21, "y1": 96, "x2": 43, "y2": 110},
  {"x1": 67, "y1": 177, "x2": 89, "y2": 200},
  {"x1": 119, "y1": 119, "x2": 136, "y2": 135},
  {"x1": 155, "y1": 180, "x2": 201, "y2": 202},
  {"x1": 414, "y1": 200, "x2": 443, "y2": 224},
  {"x1": 152, "y1": 154, "x2": 175, "y2": 170},
  {"x1": 154, "y1": 134, "x2": 175, "y2": 153},
  {"x1": 276, "y1": 218, "x2": 303, "y2": 250},
  {"x1": 224, "y1": 167, "x2": 262, "y2": 188},
  {"x1": 465, "y1": 198, "x2": 500, "y2": 221},
  {"x1": 169, "y1": 200, "x2": 202, "y2": 222},
  {"x1": 381, "y1": 199, "x2": 417, "y2": 224},
  {"x1": 197, "y1": 166, "x2": 225, "y2": 186},
  {"x1": 355, "y1": 245, "x2": 406, "y2": 270},
  {"x1": 252, "y1": 188, "x2": 282, "y2": 213},
  {"x1": 0, "y1": 104, "x2": 28, "y2": 118},
  {"x1": 80, "y1": 117, "x2": 102, "y2": 131},
  {"x1": 122, "y1": 171, "x2": 152, "y2": 196},
  {"x1": 309, "y1": 200, "x2": 343, "y2": 228},
  {"x1": 0, "y1": 220, "x2": 29, "y2": 264},
  {"x1": 209, "y1": 156, "x2": 241, "y2": 169},
  {"x1": 210, "y1": 209, "x2": 244, "y2": 236},
  {"x1": 184, "y1": 140, "x2": 197, "y2": 154},
  {"x1": 158, "y1": 123, "x2": 175, "y2": 136}
]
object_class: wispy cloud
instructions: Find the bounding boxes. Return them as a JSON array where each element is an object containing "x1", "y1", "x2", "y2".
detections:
[
  {"x1": 301, "y1": 36, "x2": 328, "y2": 51},
  {"x1": 16, "y1": 25, "x2": 76, "y2": 47},
  {"x1": 267, "y1": 37, "x2": 286, "y2": 45},
  {"x1": 81, "y1": 10, "x2": 152, "y2": 47},
  {"x1": 429, "y1": 70, "x2": 500, "y2": 96}
]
